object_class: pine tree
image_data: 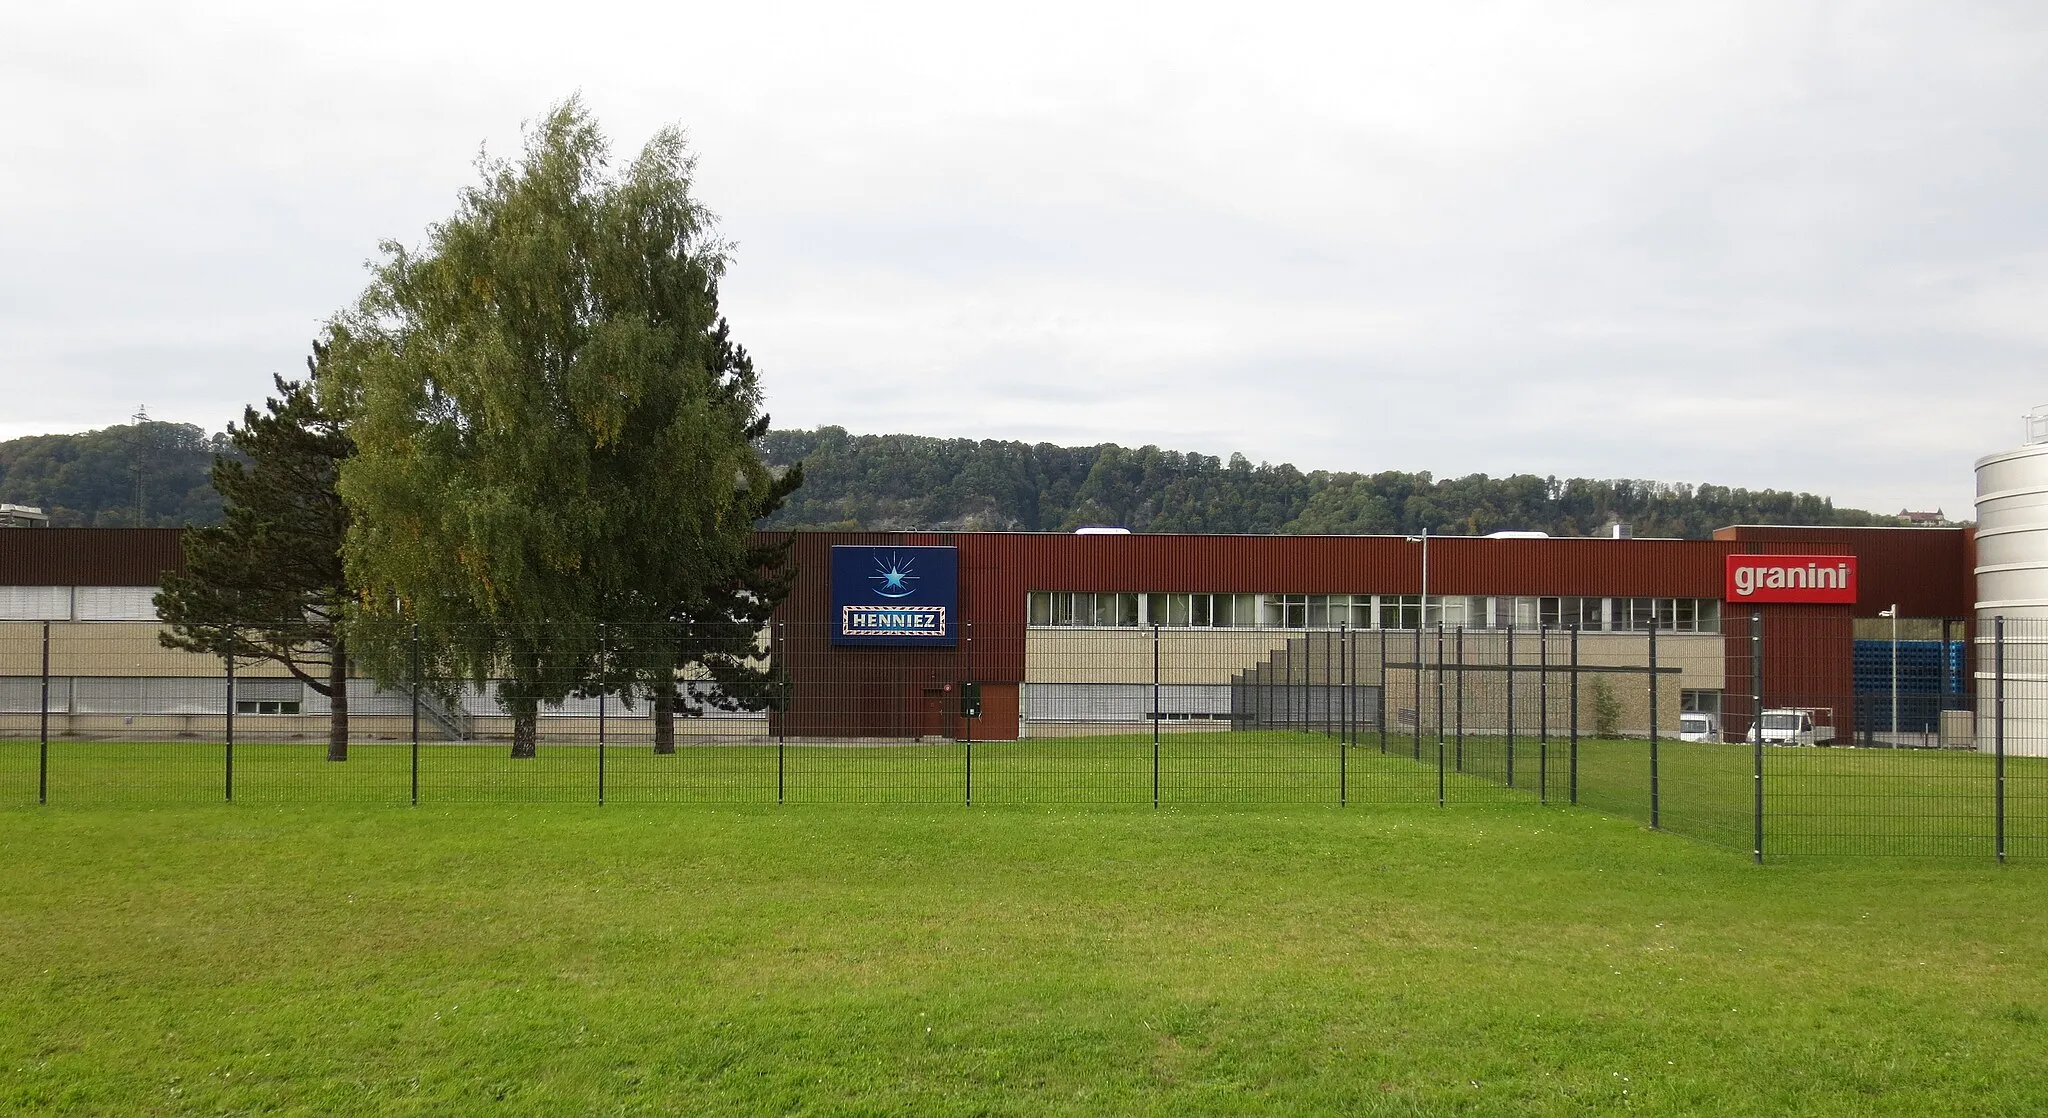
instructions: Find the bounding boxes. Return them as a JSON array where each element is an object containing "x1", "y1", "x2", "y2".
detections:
[{"x1": 156, "y1": 348, "x2": 355, "y2": 759}]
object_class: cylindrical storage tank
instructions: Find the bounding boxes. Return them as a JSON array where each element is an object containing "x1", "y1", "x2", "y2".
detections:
[{"x1": 1975, "y1": 424, "x2": 2048, "y2": 757}]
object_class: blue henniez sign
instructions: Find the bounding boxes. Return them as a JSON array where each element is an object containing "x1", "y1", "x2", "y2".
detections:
[{"x1": 829, "y1": 545, "x2": 960, "y2": 647}]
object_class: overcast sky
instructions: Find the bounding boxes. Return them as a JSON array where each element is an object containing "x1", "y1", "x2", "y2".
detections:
[{"x1": 4, "y1": 2, "x2": 2044, "y2": 518}]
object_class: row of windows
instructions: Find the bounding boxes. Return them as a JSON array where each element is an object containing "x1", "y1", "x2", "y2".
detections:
[
  {"x1": 1028, "y1": 592, "x2": 1723, "y2": 633},
  {"x1": 0, "y1": 585, "x2": 159, "y2": 622}
]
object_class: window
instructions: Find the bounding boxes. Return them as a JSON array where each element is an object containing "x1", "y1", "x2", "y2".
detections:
[
  {"x1": 1265, "y1": 594, "x2": 1307, "y2": 628},
  {"x1": 0, "y1": 586, "x2": 71, "y2": 620},
  {"x1": 1144, "y1": 593, "x2": 1195, "y2": 627},
  {"x1": 1027, "y1": 591, "x2": 1722, "y2": 632},
  {"x1": 1609, "y1": 598, "x2": 1722, "y2": 633},
  {"x1": 1681, "y1": 690, "x2": 1722, "y2": 715},
  {"x1": 74, "y1": 587, "x2": 159, "y2": 622},
  {"x1": 1378, "y1": 595, "x2": 1421, "y2": 630},
  {"x1": 1053, "y1": 592, "x2": 1081, "y2": 625},
  {"x1": 236, "y1": 700, "x2": 302, "y2": 715},
  {"x1": 1484, "y1": 597, "x2": 1537, "y2": 629},
  {"x1": 1424, "y1": 596, "x2": 1467, "y2": 628},
  {"x1": 1116, "y1": 593, "x2": 1140, "y2": 627}
]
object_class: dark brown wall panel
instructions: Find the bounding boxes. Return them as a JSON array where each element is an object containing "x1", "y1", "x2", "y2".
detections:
[{"x1": 0, "y1": 528, "x2": 186, "y2": 586}]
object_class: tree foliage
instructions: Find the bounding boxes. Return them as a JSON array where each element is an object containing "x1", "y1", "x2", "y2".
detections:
[
  {"x1": 155, "y1": 352, "x2": 355, "y2": 759},
  {"x1": 331, "y1": 99, "x2": 791, "y2": 757},
  {"x1": 755, "y1": 428, "x2": 1906, "y2": 538},
  {"x1": 1591, "y1": 676, "x2": 1623, "y2": 739},
  {"x1": 603, "y1": 319, "x2": 802, "y2": 754}
]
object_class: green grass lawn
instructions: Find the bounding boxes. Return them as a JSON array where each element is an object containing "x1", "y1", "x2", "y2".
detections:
[
  {"x1": 0, "y1": 802, "x2": 2043, "y2": 1116},
  {"x1": 3, "y1": 731, "x2": 2041, "y2": 860}
]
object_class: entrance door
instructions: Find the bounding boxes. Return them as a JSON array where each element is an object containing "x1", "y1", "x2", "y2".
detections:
[{"x1": 920, "y1": 686, "x2": 952, "y2": 740}]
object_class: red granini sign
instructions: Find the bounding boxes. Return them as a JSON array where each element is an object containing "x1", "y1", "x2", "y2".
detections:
[{"x1": 1724, "y1": 555, "x2": 1858, "y2": 604}]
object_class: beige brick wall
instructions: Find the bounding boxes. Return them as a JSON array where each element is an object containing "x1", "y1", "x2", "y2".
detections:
[{"x1": 1024, "y1": 627, "x2": 1723, "y2": 692}]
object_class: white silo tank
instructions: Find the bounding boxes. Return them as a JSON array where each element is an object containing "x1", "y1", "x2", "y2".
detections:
[{"x1": 1974, "y1": 406, "x2": 2048, "y2": 757}]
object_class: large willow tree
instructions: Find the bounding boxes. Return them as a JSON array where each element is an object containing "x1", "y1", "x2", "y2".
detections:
[{"x1": 330, "y1": 100, "x2": 788, "y2": 757}]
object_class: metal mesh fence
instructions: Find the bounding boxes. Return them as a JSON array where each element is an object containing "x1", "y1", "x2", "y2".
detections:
[{"x1": 1, "y1": 616, "x2": 2043, "y2": 860}]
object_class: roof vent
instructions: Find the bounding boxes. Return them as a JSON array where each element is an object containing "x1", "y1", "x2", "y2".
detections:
[
  {"x1": 2026, "y1": 404, "x2": 2048, "y2": 446},
  {"x1": 1074, "y1": 526, "x2": 1131, "y2": 535},
  {"x1": 1602, "y1": 518, "x2": 1631, "y2": 539},
  {"x1": 0, "y1": 503, "x2": 49, "y2": 528}
]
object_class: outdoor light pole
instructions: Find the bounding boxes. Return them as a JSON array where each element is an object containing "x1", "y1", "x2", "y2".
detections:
[
  {"x1": 1405, "y1": 528, "x2": 1429, "y2": 626},
  {"x1": 1879, "y1": 604, "x2": 1899, "y2": 742}
]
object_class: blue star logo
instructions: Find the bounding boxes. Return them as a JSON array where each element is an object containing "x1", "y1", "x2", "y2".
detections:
[{"x1": 870, "y1": 552, "x2": 920, "y2": 599}]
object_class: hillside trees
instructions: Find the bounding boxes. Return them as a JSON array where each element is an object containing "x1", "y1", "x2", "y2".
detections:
[
  {"x1": 332, "y1": 100, "x2": 793, "y2": 758},
  {"x1": 753, "y1": 430, "x2": 1904, "y2": 537},
  {"x1": 0, "y1": 421, "x2": 227, "y2": 526},
  {"x1": 155, "y1": 351, "x2": 356, "y2": 759}
]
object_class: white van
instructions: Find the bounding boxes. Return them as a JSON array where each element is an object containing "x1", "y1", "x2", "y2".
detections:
[
  {"x1": 1679, "y1": 712, "x2": 1720, "y2": 742},
  {"x1": 1746, "y1": 708, "x2": 1836, "y2": 746}
]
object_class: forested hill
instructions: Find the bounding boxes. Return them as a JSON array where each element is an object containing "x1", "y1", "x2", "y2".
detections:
[
  {"x1": 756, "y1": 426, "x2": 1906, "y2": 538},
  {"x1": 0, "y1": 422, "x2": 229, "y2": 527},
  {"x1": 1, "y1": 421, "x2": 1904, "y2": 538}
]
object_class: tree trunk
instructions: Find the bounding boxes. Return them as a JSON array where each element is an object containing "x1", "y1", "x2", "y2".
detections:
[
  {"x1": 326, "y1": 638, "x2": 350, "y2": 762},
  {"x1": 653, "y1": 678, "x2": 677, "y2": 755},
  {"x1": 506, "y1": 655, "x2": 540, "y2": 758},
  {"x1": 509, "y1": 704, "x2": 540, "y2": 757}
]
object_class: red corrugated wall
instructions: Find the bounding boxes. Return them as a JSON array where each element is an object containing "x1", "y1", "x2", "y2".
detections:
[
  {"x1": 1713, "y1": 525, "x2": 1974, "y2": 618},
  {"x1": 766, "y1": 528, "x2": 1977, "y2": 742}
]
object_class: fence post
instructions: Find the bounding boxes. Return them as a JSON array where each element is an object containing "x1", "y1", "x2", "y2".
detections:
[
  {"x1": 1941, "y1": 617, "x2": 1955, "y2": 724},
  {"x1": 38, "y1": 621, "x2": 50, "y2": 805},
  {"x1": 1454, "y1": 626, "x2": 1465, "y2": 773},
  {"x1": 1413, "y1": 626, "x2": 1423, "y2": 762},
  {"x1": 1380, "y1": 626, "x2": 1389, "y2": 754},
  {"x1": 1648, "y1": 621, "x2": 1659, "y2": 831},
  {"x1": 1322, "y1": 627, "x2": 1332, "y2": 738},
  {"x1": 776, "y1": 620, "x2": 786, "y2": 805},
  {"x1": 1286, "y1": 638, "x2": 1302, "y2": 737},
  {"x1": 1569, "y1": 624, "x2": 1580, "y2": 805},
  {"x1": 1539, "y1": 622, "x2": 1549, "y2": 805},
  {"x1": 409, "y1": 624, "x2": 420, "y2": 806},
  {"x1": 224, "y1": 651, "x2": 235, "y2": 802},
  {"x1": 1995, "y1": 615, "x2": 2006, "y2": 865},
  {"x1": 1436, "y1": 623, "x2": 1446, "y2": 807},
  {"x1": 963, "y1": 631, "x2": 973, "y2": 807},
  {"x1": 1152, "y1": 623, "x2": 1161, "y2": 809},
  {"x1": 1506, "y1": 622, "x2": 1516, "y2": 789},
  {"x1": 1304, "y1": 633, "x2": 1313, "y2": 738},
  {"x1": 1338, "y1": 624, "x2": 1348, "y2": 805},
  {"x1": 597, "y1": 623, "x2": 607, "y2": 806},
  {"x1": 1751, "y1": 611, "x2": 1764, "y2": 865}
]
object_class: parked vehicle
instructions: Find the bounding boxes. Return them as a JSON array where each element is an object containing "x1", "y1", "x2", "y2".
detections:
[
  {"x1": 1747, "y1": 707, "x2": 1836, "y2": 746},
  {"x1": 1679, "y1": 712, "x2": 1721, "y2": 742}
]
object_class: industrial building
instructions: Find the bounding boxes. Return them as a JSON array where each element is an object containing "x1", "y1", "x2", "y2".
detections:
[{"x1": 2, "y1": 416, "x2": 2044, "y2": 754}]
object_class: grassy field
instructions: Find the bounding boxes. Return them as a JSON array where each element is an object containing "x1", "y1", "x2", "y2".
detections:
[
  {"x1": 2, "y1": 731, "x2": 2042, "y2": 859},
  {"x1": 1, "y1": 802, "x2": 2043, "y2": 1115}
]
